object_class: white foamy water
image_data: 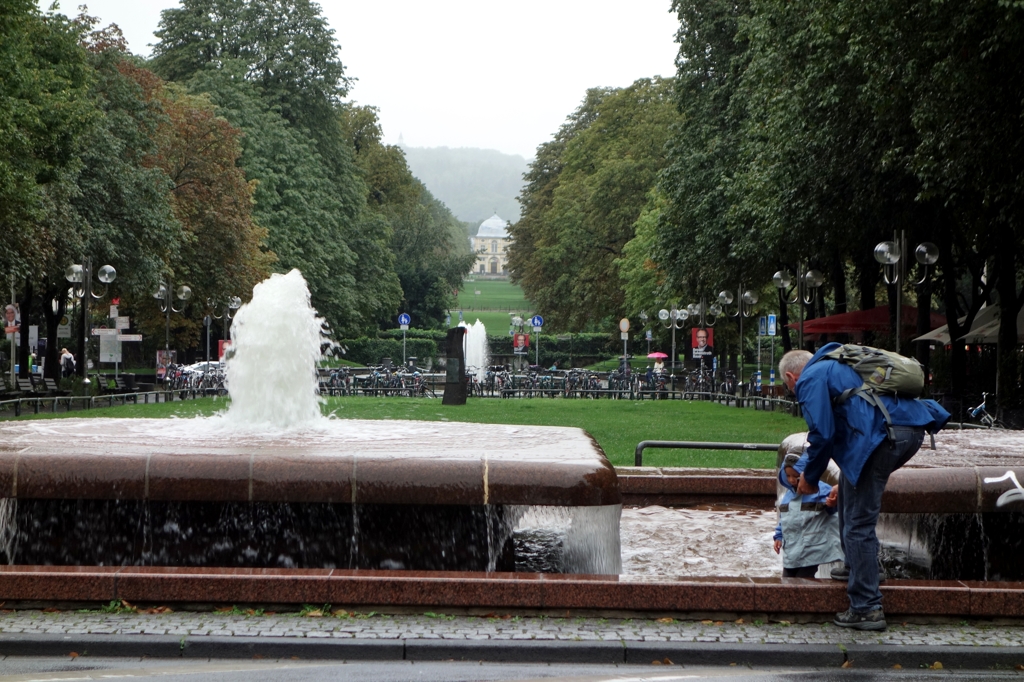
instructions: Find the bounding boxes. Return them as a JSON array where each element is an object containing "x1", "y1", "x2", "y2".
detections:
[
  {"x1": 460, "y1": 319, "x2": 489, "y2": 382},
  {"x1": 514, "y1": 505, "x2": 623, "y2": 574},
  {"x1": 620, "y1": 505, "x2": 784, "y2": 578},
  {"x1": 224, "y1": 269, "x2": 326, "y2": 429}
]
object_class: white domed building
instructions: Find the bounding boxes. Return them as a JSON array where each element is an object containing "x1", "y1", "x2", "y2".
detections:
[{"x1": 471, "y1": 214, "x2": 511, "y2": 277}]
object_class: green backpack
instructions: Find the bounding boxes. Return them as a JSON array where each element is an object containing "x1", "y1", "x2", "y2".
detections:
[{"x1": 823, "y1": 344, "x2": 925, "y2": 440}]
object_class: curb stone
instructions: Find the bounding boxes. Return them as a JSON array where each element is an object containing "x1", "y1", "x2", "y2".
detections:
[
  {"x1": 0, "y1": 634, "x2": 1023, "y2": 669},
  {"x1": 0, "y1": 634, "x2": 184, "y2": 658},
  {"x1": 406, "y1": 639, "x2": 624, "y2": 663},
  {"x1": 623, "y1": 642, "x2": 844, "y2": 668},
  {"x1": 843, "y1": 643, "x2": 1024, "y2": 670},
  {"x1": 182, "y1": 636, "x2": 405, "y2": 660}
]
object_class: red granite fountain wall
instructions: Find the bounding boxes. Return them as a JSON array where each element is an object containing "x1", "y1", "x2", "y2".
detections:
[{"x1": 0, "y1": 419, "x2": 622, "y2": 573}]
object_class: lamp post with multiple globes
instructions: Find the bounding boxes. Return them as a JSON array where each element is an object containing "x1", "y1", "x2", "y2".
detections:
[{"x1": 65, "y1": 258, "x2": 116, "y2": 381}]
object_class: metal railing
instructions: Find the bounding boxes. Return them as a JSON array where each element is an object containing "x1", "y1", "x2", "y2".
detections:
[
  {"x1": 634, "y1": 440, "x2": 781, "y2": 466},
  {"x1": 0, "y1": 389, "x2": 186, "y2": 418}
]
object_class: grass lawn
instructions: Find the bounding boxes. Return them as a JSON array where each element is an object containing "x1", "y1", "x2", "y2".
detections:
[
  {"x1": 8, "y1": 397, "x2": 802, "y2": 468},
  {"x1": 456, "y1": 279, "x2": 529, "y2": 311},
  {"x1": 458, "y1": 311, "x2": 518, "y2": 335}
]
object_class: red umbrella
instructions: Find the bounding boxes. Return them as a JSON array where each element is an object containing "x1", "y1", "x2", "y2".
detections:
[
  {"x1": 786, "y1": 305, "x2": 945, "y2": 334},
  {"x1": 647, "y1": 352, "x2": 668, "y2": 359}
]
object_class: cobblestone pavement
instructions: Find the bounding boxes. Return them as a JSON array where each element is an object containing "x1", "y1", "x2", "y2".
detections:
[{"x1": 0, "y1": 609, "x2": 1021, "y2": 648}]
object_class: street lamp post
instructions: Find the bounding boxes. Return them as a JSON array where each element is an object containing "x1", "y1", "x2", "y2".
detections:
[
  {"x1": 718, "y1": 285, "x2": 759, "y2": 394},
  {"x1": 657, "y1": 305, "x2": 688, "y2": 372},
  {"x1": 639, "y1": 311, "x2": 652, "y2": 356},
  {"x1": 209, "y1": 296, "x2": 242, "y2": 363},
  {"x1": 510, "y1": 314, "x2": 524, "y2": 371},
  {"x1": 153, "y1": 279, "x2": 192, "y2": 351},
  {"x1": 773, "y1": 266, "x2": 823, "y2": 351},
  {"x1": 874, "y1": 233, "x2": 939, "y2": 352},
  {"x1": 684, "y1": 297, "x2": 723, "y2": 373},
  {"x1": 65, "y1": 258, "x2": 116, "y2": 381}
]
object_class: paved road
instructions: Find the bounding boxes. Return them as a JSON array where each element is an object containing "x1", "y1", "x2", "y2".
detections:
[{"x1": 0, "y1": 659, "x2": 1021, "y2": 682}]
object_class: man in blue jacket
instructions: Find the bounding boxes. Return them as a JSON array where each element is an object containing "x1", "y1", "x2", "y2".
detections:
[{"x1": 779, "y1": 345, "x2": 949, "y2": 631}]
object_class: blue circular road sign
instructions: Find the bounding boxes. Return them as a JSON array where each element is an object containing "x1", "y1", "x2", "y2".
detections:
[
  {"x1": 398, "y1": 313, "x2": 411, "y2": 326},
  {"x1": 530, "y1": 315, "x2": 544, "y2": 327}
]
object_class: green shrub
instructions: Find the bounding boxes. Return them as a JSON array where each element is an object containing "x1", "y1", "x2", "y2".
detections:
[{"x1": 337, "y1": 338, "x2": 438, "y2": 366}]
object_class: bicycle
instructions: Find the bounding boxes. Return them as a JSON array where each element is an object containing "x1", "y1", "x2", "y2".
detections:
[
  {"x1": 969, "y1": 392, "x2": 1005, "y2": 428},
  {"x1": 719, "y1": 369, "x2": 736, "y2": 397},
  {"x1": 328, "y1": 367, "x2": 353, "y2": 396}
]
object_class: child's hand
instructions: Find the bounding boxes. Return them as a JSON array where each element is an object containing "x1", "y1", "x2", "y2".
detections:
[
  {"x1": 825, "y1": 485, "x2": 838, "y2": 507},
  {"x1": 773, "y1": 539, "x2": 782, "y2": 554}
]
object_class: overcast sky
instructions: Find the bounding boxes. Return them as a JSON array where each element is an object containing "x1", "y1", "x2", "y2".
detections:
[{"x1": 55, "y1": 0, "x2": 680, "y2": 159}]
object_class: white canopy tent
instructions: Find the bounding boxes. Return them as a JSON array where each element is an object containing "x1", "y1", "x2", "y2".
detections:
[
  {"x1": 913, "y1": 304, "x2": 1024, "y2": 344},
  {"x1": 959, "y1": 305, "x2": 1024, "y2": 344}
]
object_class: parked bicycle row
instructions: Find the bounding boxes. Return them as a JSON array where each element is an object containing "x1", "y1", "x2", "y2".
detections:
[
  {"x1": 163, "y1": 362, "x2": 227, "y2": 395},
  {"x1": 310, "y1": 362, "x2": 788, "y2": 401},
  {"x1": 319, "y1": 365, "x2": 435, "y2": 398}
]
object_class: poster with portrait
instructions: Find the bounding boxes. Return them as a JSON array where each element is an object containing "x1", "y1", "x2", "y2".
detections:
[
  {"x1": 4, "y1": 303, "x2": 20, "y2": 339},
  {"x1": 691, "y1": 328, "x2": 714, "y2": 359},
  {"x1": 156, "y1": 349, "x2": 177, "y2": 380},
  {"x1": 513, "y1": 332, "x2": 530, "y2": 355}
]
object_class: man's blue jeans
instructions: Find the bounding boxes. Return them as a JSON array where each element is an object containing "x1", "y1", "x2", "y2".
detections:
[{"x1": 838, "y1": 425, "x2": 925, "y2": 613}]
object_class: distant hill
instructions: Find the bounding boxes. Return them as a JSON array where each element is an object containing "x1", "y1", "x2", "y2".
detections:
[{"x1": 401, "y1": 146, "x2": 528, "y2": 229}]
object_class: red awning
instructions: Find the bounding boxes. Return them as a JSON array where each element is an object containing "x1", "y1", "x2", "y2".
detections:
[{"x1": 786, "y1": 306, "x2": 945, "y2": 334}]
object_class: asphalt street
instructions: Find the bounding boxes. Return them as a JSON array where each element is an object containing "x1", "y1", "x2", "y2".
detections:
[{"x1": 0, "y1": 659, "x2": 1022, "y2": 682}]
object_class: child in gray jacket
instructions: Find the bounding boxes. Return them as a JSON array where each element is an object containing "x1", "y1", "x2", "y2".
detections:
[{"x1": 773, "y1": 453, "x2": 844, "y2": 578}]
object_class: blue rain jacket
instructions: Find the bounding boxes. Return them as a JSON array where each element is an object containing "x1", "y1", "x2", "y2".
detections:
[
  {"x1": 795, "y1": 343, "x2": 951, "y2": 488},
  {"x1": 774, "y1": 454, "x2": 843, "y2": 570}
]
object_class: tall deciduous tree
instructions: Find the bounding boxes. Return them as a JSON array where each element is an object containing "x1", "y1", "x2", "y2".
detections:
[
  {"x1": 8, "y1": 10, "x2": 184, "y2": 378},
  {"x1": 152, "y1": 0, "x2": 400, "y2": 336},
  {"x1": 340, "y1": 105, "x2": 474, "y2": 329},
  {"x1": 508, "y1": 78, "x2": 679, "y2": 332},
  {"x1": 0, "y1": 0, "x2": 94, "y2": 281},
  {"x1": 117, "y1": 62, "x2": 273, "y2": 351}
]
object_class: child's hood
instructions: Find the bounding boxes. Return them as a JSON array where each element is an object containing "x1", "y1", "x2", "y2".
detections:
[{"x1": 777, "y1": 452, "x2": 808, "y2": 491}]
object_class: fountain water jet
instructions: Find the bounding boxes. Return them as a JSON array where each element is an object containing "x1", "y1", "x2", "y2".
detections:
[
  {"x1": 460, "y1": 319, "x2": 489, "y2": 384},
  {"x1": 223, "y1": 269, "x2": 325, "y2": 429}
]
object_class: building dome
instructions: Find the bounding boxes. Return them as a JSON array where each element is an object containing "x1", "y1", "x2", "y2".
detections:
[{"x1": 477, "y1": 214, "x2": 509, "y2": 239}]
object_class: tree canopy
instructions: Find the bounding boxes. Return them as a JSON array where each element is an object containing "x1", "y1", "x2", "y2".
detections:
[
  {"x1": 341, "y1": 105, "x2": 475, "y2": 329},
  {"x1": 508, "y1": 78, "x2": 680, "y2": 332}
]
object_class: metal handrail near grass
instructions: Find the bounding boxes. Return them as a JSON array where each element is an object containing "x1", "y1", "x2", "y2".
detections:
[
  {"x1": 633, "y1": 440, "x2": 780, "y2": 466},
  {"x1": 0, "y1": 389, "x2": 205, "y2": 418}
]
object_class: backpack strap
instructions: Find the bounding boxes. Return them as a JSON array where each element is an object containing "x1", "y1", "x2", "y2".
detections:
[{"x1": 833, "y1": 384, "x2": 898, "y2": 442}]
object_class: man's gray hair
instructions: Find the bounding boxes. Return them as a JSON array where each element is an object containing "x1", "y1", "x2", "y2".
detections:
[{"x1": 779, "y1": 350, "x2": 813, "y2": 379}]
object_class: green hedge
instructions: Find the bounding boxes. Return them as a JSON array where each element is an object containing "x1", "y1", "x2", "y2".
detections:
[
  {"x1": 486, "y1": 332, "x2": 616, "y2": 357},
  {"x1": 337, "y1": 337, "x2": 439, "y2": 366},
  {"x1": 361, "y1": 330, "x2": 619, "y2": 368}
]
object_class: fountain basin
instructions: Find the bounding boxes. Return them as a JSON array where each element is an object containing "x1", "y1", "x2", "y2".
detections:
[
  {"x1": 0, "y1": 419, "x2": 621, "y2": 573},
  {"x1": 616, "y1": 460, "x2": 1024, "y2": 581}
]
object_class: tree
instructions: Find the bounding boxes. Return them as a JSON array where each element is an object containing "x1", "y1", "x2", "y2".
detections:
[
  {"x1": 340, "y1": 105, "x2": 473, "y2": 328},
  {"x1": 150, "y1": 0, "x2": 348, "y2": 123},
  {"x1": 508, "y1": 79, "x2": 679, "y2": 332},
  {"x1": 117, "y1": 62, "x2": 273, "y2": 351},
  {"x1": 0, "y1": 0, "x2": 95, "y2": 282},
  {"x1": 184, "y1": 67, "x2": 397, "y2": 335},
  {"x1": 656, "y1": 0, "x2": 1024, "y2": 405},
  {"x1": 153, "y1": 0, "x2": 404, "y2": 336},
  {"x1": 2, "y1": 8, "x2": 184, "y2": 378}
]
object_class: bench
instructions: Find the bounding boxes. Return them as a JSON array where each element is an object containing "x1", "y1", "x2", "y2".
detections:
[{"x1": 40, "y1": 377, "x2": 69, "y2": 396}]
